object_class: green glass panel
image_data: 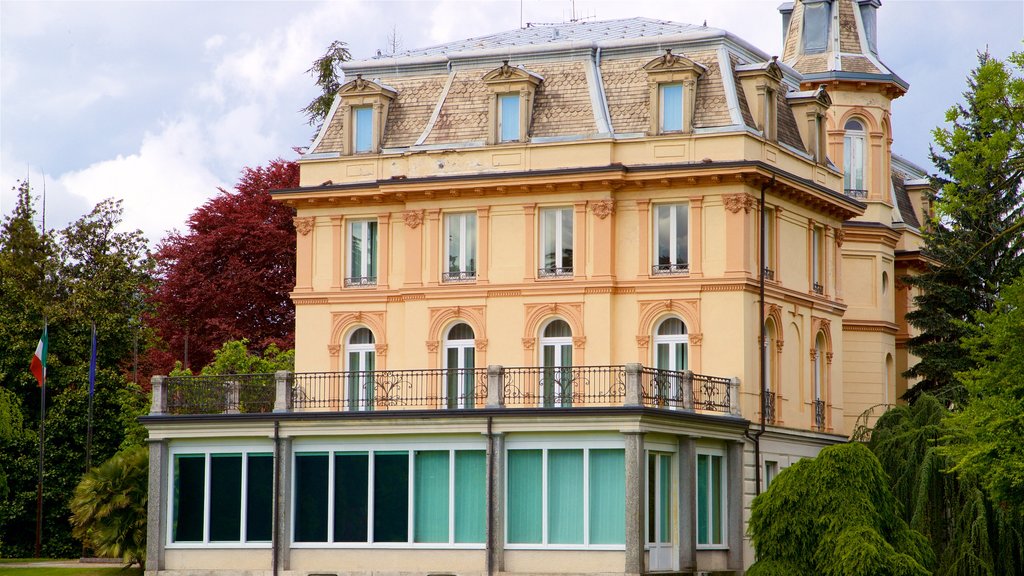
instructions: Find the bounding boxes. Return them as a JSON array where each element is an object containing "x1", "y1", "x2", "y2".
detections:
[
  {"x1": 350, "y1": 223, "x2": 362, "y2": 278},
  {"x1": 560, "y1": 208, "x2": 573, "y2": 268},
  {"x1": 647, "y1": 454, "x2": 656, "y2": 544},
  {"x1": 367, "y1": 222, "x2": 377, "y2": 279},
  {"x1": 548, "y1": 449, "x2": 583, "y2": 544},
  {"x1": 209, "y1": 454, "x2": 242, "y2": 542},
  {"x1": 447, "y1": 214, "x2": 460, "y2": 273},
  {"x1": 697, "y1": 454, "x2": 708, "y2": 545},
  {"x1": 454, "y1": 451, "x2": 486, "y2": 543},
  {"x1": 347, "y1": 352, "x2": 360, "y2": 411},
  {"x1": 659, "y1": 454, "x2": 671, "y2": 543},
  {"x1": 711, "y1": 455, "x2": 723, "y2": 544},
  {"x1": 334, "y1": 453, "x2": 369, "y2": 542},
  {"x1": 507, "y1": 450, "x2": 543, "y2": 543},
  {"x1": 463, "y1": 348, "x2": 475, "y2": 409},
  {"x1": 414, "y1": 451, "x2": 450, "y2": 543},
  {"x1": 294, "y1": 453, "x2": 329, "y2": 542},
  {"x1": 173, "y1": 455, "x2": 205, "y2": 542},
  {"x1": 589, "y1": 449, "x2": 625, "y2": 544},
  {"x1": 374, "y1": 452, "x2": 409, "y2": 542},
  {"x1": 365, "y1": 352, "x2": 375, "y2": 410},
  {"x1": 245, "y1": 454, "x2": 273, "y2": 542},
  {"x1": 467, "y1": 213, "x2": 477, "y2": 273},
  {"x1": 543, "y1": 346, "x2": 556, "y2": 407},
  {"x1": 542, "y1": 209, "x2": 556, "y2": 270}
]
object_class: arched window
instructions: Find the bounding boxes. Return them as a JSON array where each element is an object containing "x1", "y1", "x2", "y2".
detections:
[
  {"x1": 346, "y1": 328, "x2": 375, "y2": 411},
  {"x1": 843, "y1": 119, "x2": 866, "y2": 197},
  {"x1": 652, "y1": 318, "x2": 688, "y2": 407},
  {"x1": 444, "y1": 323, "x2": 476, "y2": 409},
  {"x1": 813, "y1": 333, "x2": 826, "y2": 429},
  {"x1": 539, "y1": 319, "x2": 573, "y2": 407},
  {"x1": 762, "y1": 320, "x2": 777, "y2": 423}
]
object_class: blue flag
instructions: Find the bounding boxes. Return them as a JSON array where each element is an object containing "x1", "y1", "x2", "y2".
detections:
[{"x1": 88, "y1": 324, "x2": 97, "y2": 397}]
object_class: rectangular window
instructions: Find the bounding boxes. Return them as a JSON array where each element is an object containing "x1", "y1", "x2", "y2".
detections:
[
  {"x1": 354, "y1": 106, "x2": 373, "y2": 153},
  {"x1": 654, "y1": 203, "x2": 689, "y2": 274},
  {"x1": 763, "y1": 207, "x2": 775, "y2": 279},
  {"x1": 764, "y1": 460, "x2": 779, "y2": 489},
  {"x1": 802, "y1": 1, "x2": 830, "y2": 54},
  {"x1": 444, "y1": 212, "x2": 477, "y2": 282},
  {"x1": 844, "y1": 134, "x2": 866, "y2": 193},
  {"x1": 499, "y1": 93, "x2": 520, "y2": 142},
  {"x1": 294, "y1": 448, "x2": 485, "y2": 546},
  {"x1": 696, "y1": 452, "x2": 725, "y2": 547},
  {"x1": 811, "y1": 225, "x2": 824, "y2": 292},
  {"x1": 507, "y1": 448, "x2": 625, "y2": 547},
  {"x1": 660, "y1": 83, "x2": 684, "y2": 132},
  {"x1": 347, "y1": 219, "x2": 378, "y2": 287},
  {"x1": 539, "y1": 207, "x2": 573, "y2": 277},
  {"x1": 171, "y1": 451, "x2": 273, "y2": 545}
]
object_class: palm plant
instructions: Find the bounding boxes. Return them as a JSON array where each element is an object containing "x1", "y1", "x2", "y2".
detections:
[{"x1": 70, "y1": 444, "x2": 148, "y2": 567}]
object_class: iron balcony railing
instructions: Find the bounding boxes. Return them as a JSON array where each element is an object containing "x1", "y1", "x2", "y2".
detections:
[
  {"x1": 344, "y1": 276, "x2": 377, "y2": 288},
  {"x1": 652, "y1": 263, "x2": 689, "y2": 275},
  {"x1": 538, "y1": 266, "x2": 573, "y2": 278},
  {"x1": 763, "y1": 390, "x2": 777, "y2": 424},
  {"x1": 441, "y1": 270, "x2": 477, "y2": 283},
  {"x1": 845, "y1": 188, "x2": 868, "y2": 199},
  {"x1": 763, "y1": 267, "x2": 775, "y2": 281},
  {"x1": 813, "y1": 398, "x2": 826, "y2": 430},
  {"x1": 812, "y1": 281, "x2": 824, "y2": 295},
  {"x1": 150, "y1": 365, "x2": 741, "y2": 418}
]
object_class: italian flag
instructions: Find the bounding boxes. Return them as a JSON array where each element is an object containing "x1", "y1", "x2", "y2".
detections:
[{"x1": 30, "y1": 327, "x2": 47, "y2": 387}]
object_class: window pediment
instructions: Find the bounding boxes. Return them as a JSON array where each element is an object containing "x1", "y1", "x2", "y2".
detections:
[
  {"x1": 644, "y1": 50, "x2": 704, "y2": 135},
  {"x1": 481, "y1": 61, "x2": 543, "y2": 87},
  {"x1": 338, "y1": 74, "x2": 398, "y2": 100},
  {"x1": 482, "y1": 61, "x2": 542, "y2": 144},
  {"x1": 336, "y1": 75, "x2": 396, "y2": 155},
  {"x1": 642, "y1": 49, "x2": 706, "y2": 79}
]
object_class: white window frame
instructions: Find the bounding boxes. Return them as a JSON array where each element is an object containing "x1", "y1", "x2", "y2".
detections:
[
  {"x1": 652, "y1": 203, "x2": 689, "y2": 275},
  {"x1": 695, "y1": 448, "x2": 728, "y2": 549},
  {"x1": 659, "y1": 83, "x2": 685, "y2": 133},
  {"x1": 645, "y1": 450, "x2": 676, "y2": 571},
  {"x1": 353, "y1": 105, "x2": 373, "y2": 153},
  {"x1": 498, "y1": 93, "x2": 521, "y2": 142},
  {"x1": 811, "y1": 225, "x2": 824, "y2": 290},
  {"x1": 539, "y1": 319, "x2": 573, "y2": 408},
  {"x1": 166, "y1": 442, "x2": 275, "y2": 549},
  {"x1": 346, "y1": 219, "x2": 377, "y2": 287},
  {"x1": 346, "y1": 328, "x2": 376, "y2": 411},
  {"x1": 764, "y1": 460, "x2": 779, "y2": 490},
  {"x1": 504, "y1": 435, "x2": 626, "y2": 551},
  {"x1": 539, "y1": 207, "x2": 573, "y2": 277},
  {"x1": 443, "y1": 212, "x2": 477, "y2": 282},
  {"x1": 290, "y1": 437, "x2": 487, "y2": 549},
  {"x1": 443, "y1": 323, "x2": 476, "y2": 409},
  {"x1": 844, "y1": 119, "x2": 867, "y2": 195}
]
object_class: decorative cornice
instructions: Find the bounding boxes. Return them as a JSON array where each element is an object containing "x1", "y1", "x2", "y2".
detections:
[
  {"x1": 294, "y1": 216, "x2": 315, "y2": 236},
  {"x1": 293, "y1": 297, "x2": 329, "y2": 305},
  {"x1": 842, "y1": 320, "x2": 899, "y2": 334}
]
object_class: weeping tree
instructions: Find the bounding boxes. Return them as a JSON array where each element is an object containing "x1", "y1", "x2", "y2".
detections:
[
  {"x1": 747, "y1": 442, "x2": 933, "y2": 576},
  {"x1": 865, "y1": 395, "x2": 1024, "y2": 576},
  {"x1": 69, "y1": 445, "x2": 149, "y2": 567}
]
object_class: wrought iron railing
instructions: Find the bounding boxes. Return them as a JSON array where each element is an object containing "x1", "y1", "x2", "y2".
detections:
[
  {"x1": 763, "y1": 267, "x2": 775, "y2": 281},
  {"x1": 638, "y1": 368, "x2": 732, "y2": 413},
  {"x1": 538, "y1": 266, "x2": 573, "y2": 278},
  {"x1": 763, "y1": 391, "x2": 777, "y2": 424},
  {"x1": 165, "y1": 373, "x2": 276, "y2": 414},
  {"x1": 291, "y1": 368, "x2": 487, "y2": 411},
  {"x1": 502, "y1": 365, "x2": 625, "y2": 407},
  {"x1": 812, "y1": 281, "x2": 824, "y2": 295},
  {"x1": 441, "y1": 270, "x2": 477, "y2": 283},
  {"x1": 813, "y1": 398, "x2": 826, "y2": 430},
  {"x1": 845, "y1": 188, "x2": 868, "y2": 199},
  {"x1": 652, "y1": 263, "x2": 689, "y2": 275},
  {"x1": 344, "y1": 276, "x2": 377, "y2": 288}
]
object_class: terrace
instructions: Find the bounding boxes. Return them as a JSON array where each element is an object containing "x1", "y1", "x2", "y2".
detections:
[{"x1": 149, "y1": 364, "x2": 741, "y2": 417}]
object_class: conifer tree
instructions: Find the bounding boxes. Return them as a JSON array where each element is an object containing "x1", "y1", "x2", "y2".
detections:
[{"x1": 903, "y1": 51, "x2": 1024, "y2": 402}]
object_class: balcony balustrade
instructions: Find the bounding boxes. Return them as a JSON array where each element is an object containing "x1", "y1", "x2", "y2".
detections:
[
  {"x1": 813, "y1": 398, "x2": 826, "y2": 430},
  {"x1": 151, "y1": 364, "x2": 741, "y2": 418}
]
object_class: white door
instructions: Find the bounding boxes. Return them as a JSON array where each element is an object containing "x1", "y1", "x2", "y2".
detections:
[{"x1": 647, "y1": 452, "x2": 675, "y2": 571}]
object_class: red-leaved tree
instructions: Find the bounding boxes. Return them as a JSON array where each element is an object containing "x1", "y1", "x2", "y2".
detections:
[{"x1": 148, "y1": 159, "x2": 298, "y2": 372}]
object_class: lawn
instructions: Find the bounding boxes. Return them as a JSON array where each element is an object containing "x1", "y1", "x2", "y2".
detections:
[{"x1": 0, "y1": 561, "x2": 141, "y2": 576}]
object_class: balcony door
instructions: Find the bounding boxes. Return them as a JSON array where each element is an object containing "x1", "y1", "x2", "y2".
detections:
[
  {"x1": 539, "y1": 319, "x2": 572, "y2": 407},
  {"x1": 444, "y1": 323, "x2": 476, "y2": 409},
  {"x1": 653, "y1": 317, "x2": 688, "y2": 406},
  {"x1": 346, "y1": 328, "x2": 375, "y2": 411},
  {"x1": 647, "y1": 452, "x2": 675, "y2": 571}
]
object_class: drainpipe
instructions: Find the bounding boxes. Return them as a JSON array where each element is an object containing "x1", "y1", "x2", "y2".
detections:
[
  {"x1": 273, "y1": 420, "x2": 280, "y2": 576},
  {"x1": 745, "y1": 176, "x2": 774, "y2": 497}
]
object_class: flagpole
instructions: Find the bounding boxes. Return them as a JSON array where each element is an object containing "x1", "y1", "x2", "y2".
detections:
[{"x1": 35, "y1": 319, "x2": 47, "y2": 558}]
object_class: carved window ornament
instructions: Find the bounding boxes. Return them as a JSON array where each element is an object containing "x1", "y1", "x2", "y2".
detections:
[
  {"x1": 787, "y1": 84, "x2": 831, "y2": 163},
  {"x1": 336, "y1": 74, "x2": 397, "y2": 155},
  {"x1": 736, "y1": 57, "x2": 783, "y2": 142},
  {"x1": 481, "y1": 61, "x2": 543, "y2": 145},
  {"x1": 402, "y1": 210, "x2": 424, "y2": 229},
  {"x1": 293, "y1": 216, "x2": 315, "y2": 236},
  {"x1": 591, "y1": 200, "x2": 615, "y2": 220},
  {"x1": 643, "y1": 49, "x2": 705, "y2": 135}
]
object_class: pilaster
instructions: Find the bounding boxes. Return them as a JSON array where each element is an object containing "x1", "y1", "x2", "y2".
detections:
[
  {"x1": 624, "y1": 432, "x2": 645, "y2": 576},
  {"x1": 145, "y1": 439, "x2": 168, "y2": 571},
  {"x1": 678, "y1": 436, "x2": 697, "y2": 572}
]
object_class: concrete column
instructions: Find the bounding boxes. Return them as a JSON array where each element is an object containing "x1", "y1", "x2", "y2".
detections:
[
  {"x1": 150, "y1": 375, "x2": 166, "y2": 415},
  {"x1": 487, "y1": 365, "x2": 505, "y2": 408},
  {"x1": 225, "y1": 380, "x2": 240, "y2": 414},
  {"x1": 730, "y1": 377, "x2": 742, "y2": 416},
  {"x1": 624, "y1": 363, "x2": 642, "y2": 406},
  {"x1": 682, "y1": 370, "x2": 694, "y2": 411},
  {"x1": 274, "y1": 435, "x2": 293, "y2": 572},
  {"x1": 677, "y1": 436, "x2": 697, "y2": 572},
  {"x1": 727, "y1": 440, "x2": 745, "y2": 570},
  {"x1": 274, "y1": 371, "x2": 292, "y2": 413},
  {"x1": 145, "y1": 439, "x2": 168, "y2": 571},
  {"x1": 487, "y1": 432, "x2": 506, "y2": 573},
  {"x1": 624, "y1": 432, "x2": 646, "y2": 576}
]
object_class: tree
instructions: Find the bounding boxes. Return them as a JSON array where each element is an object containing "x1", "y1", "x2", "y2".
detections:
[
  {"x1": 70, "y1": 445, "x2": 148, "y2": 567},
  {"x1": 903, "y1": 51, "x2": 1024, "y2": 402},
  {"x1": 148, "y1": 159, "x2": 298, "y2": 372},
  {"x1": 301, "y1": 40, "x2": 351, "y2": 128},
  {"x1": 944, "y1": 275, "x2": 1024, "y2": 521},
  {"x1": 747, "y1": 442, "x2": 932, "y2": 576}
]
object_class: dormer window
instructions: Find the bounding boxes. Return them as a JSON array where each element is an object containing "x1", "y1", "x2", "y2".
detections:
[
  {"x1": 482, "y1": 61, "x2": 542, "y2": 145},
  {"x1": 336, "y1": 75, "x2": 397, "y2": 155},
  {"x1": 644, "y1": 50, "x2": 705, "y2": 136},
  {"x1": 787, "y1": 84, "x2": 831, "y2": 163},
  {"x1": 802, "y1": 0, "x2": 831, "y2": 54},
  {"x1": 736, "y1": 58, "x2": 783, "y2": 142},
  {"x1": 498, "y1": 93, "x2": 521, "y2": 142},
  {"x1": 844, "y1": 119, "x2": 867, "y2": 197},
  {"x1": 659, "y1": 83, "x2": 684, "y2": 132},
  {"x1": 858, "y1": 0, "x2": 880, "y2": 54}
]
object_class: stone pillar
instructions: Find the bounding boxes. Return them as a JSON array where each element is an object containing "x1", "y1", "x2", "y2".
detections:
[
  {"x1": 225, "y1": 380, "x2": 240, "y2": 414},
  {"x1": 150, "y1": 375, "x2": 166, "y2": 415},
  {"x1": 730, "y1": 377, "x2": 742, "y2": 416},
  {"x1": 487, "y1": 432, "x2": 506, "y2": 573},
  {"x1": 624, "y1": 363, "x2": 642, "y2": 406},
  {"x1": 274, "y1": 435, "x2": 293, "y2": 572},
  {"x1": 678, "y1": 436, "x2": 697, "y2": 572},
  {"x1": 486, "y1": 365, "x2": 505, "y2": 408},
  {"x1": 145, "y1": 439, "x2": 168, "y2": 571},
  {"x1": 274, "y1": 371, "x2": 292, "y2": 413},
  {"x1": 624, "y1": 432, "x2": 646, "y2": 576},
  {"x1": 681, "y1": 370, "x2": 694, "y2": 411},
  {"x1": 727, "y1": 440, "x2": 745, "y2": 570}
]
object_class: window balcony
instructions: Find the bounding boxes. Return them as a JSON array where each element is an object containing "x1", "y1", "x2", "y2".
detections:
[
  {"x1": 652, "y1": 263, "x2": 689, "y2": 276},
  {"x1": 812, "y1": 281, "x2": 824, "y2": 295},
  {"x1": 813, "y1": 398, "x2": 826, "y2": 430},
  {"x1": 762, "y1": 267, "x2": 775, "y2": 281},
  {"x1": 150, "y1": 365, "x2": 741, "y2": 419},
  {"x1": 538, "y1": 266, "x2": 573, "y2": 278},
  {"x1": 844, "y1": 188, "x2": 868, "y2": 199},
  {"x1": 344, "y1": 276, "x2": 377, "y2": 288},
  {"x1": 441, "y1": 270, "x2": 477, "y2": 283}
]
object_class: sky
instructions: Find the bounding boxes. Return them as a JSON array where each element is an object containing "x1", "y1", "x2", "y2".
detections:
[{"x1": 1, "y1": 0, "x2": 1022, "y2": 246}]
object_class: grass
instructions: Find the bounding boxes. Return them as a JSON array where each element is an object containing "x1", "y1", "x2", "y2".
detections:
[{"x1": 0, "y1": 561, "x2": 142, "y2": 576}]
